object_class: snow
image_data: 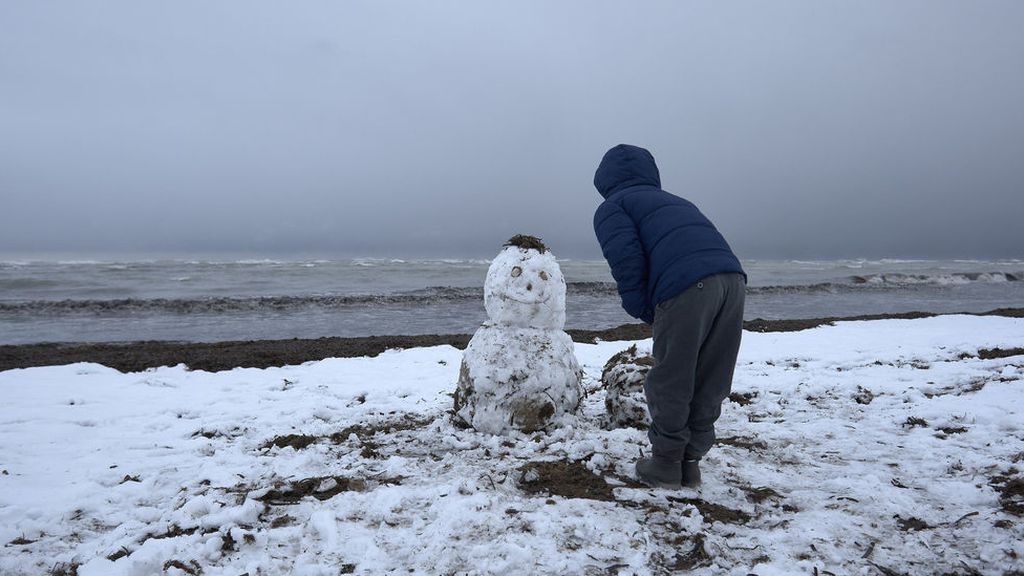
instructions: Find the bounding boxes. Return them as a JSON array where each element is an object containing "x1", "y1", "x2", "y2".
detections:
[
  {"x1": 0, "y1": 315, "x2": 1022, "y2": 575},
  {"x1": 601, "y1": 342, "x2": 654, "y2": 429},
  {"x1": 483, "y1": 246, "x2": 566, "y2": 329},
  {"x1": 455, "y1": 326, "x2": 583, "y2": 434}
]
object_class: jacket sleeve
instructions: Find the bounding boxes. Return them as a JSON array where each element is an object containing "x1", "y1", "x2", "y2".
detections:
[{"x1": 594, "y1": 201, "x2": 654, "y2": 324}]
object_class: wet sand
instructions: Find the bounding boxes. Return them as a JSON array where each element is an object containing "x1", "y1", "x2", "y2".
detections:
[{"x1": 1, "y1": 308, "x2": 1021, "y2": 373}]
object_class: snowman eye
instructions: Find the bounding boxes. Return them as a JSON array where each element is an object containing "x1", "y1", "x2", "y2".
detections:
[
  {"x1": 511, "y1": 266, "x2": 522, "y2": 277},
  {"x1": 539, "y1": 271, "x2": 549, "y2": 281}
]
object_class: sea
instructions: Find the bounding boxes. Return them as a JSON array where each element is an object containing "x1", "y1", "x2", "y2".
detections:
[{"x1": 0, "y1": 256, "x2": 1021, "y2": 345}]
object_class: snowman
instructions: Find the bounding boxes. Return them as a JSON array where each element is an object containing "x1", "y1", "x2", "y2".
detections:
[{"x1": 453, "y1": 235, "x2": 583, "y2": 434}]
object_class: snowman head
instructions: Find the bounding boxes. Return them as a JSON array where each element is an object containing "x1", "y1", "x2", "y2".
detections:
[{"x1": 484, "y1": 235, "x2": 567, "y2": 329}]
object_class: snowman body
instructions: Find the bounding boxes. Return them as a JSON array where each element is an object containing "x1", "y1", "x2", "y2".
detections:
[{"x1": 454, "y1": 240, "x2": 583, "y2": 434}]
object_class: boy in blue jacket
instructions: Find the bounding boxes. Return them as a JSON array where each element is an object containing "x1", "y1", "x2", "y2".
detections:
[{"x1": 593, "y1": 144, "x2": 746, "y2": 489}]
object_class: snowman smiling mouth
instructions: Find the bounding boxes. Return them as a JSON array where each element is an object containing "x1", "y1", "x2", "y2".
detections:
[
  {"x1": 499, "y1": 291, "x2": 552, "y2": 306},
  {"x1": 501, "y1": 297, "x2": 555, "y2": 317}
]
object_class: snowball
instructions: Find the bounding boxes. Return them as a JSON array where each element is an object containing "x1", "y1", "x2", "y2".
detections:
[
  {"x1": 454, "y1": 326, "x2": 583, "y2": 435},
  {"x1": 484, "y1": 246, "x2": 566, "y2": 330},
  {"x1": 601, "y1": 345, "x2": 653, "y2": 429}
]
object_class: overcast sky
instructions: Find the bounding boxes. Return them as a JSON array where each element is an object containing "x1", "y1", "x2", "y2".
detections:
[{"x1": 1, "y1": 1, "x2": 1022, "y2": 259}]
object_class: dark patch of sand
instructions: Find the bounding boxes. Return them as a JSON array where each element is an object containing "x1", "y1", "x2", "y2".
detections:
[
  {"x1": 269, "y1": 515, "x2": 296, "y2": 528},
  {"x1": 740, "y1": 485, "x2": 783, "y2": 504},
  {"x1": 744, "y1": 307, "x2": 1024, "y2": 333},
  {"x1": 162, "y1": 560, "x2": 201, "y2": 575},
  {"x1": 2, "y1": 308, "x2": 1021, "y2": 373},
  {"x1": 991, "y1": 474, "x2": 1024, "y2": 516},
  {"x1": 261, "y1": 433, "x2": 319, "y2": 451},
  {"x1": 260, "y1": 413, "x2": 433, "y2": 456},
  {"x1": 978, "y1": 347, "x2": 1024, "y2": 360},
  {"x1": 728, "y1": 391, "x2": 758, "y2": 406},
  {"x1": 0, "y1": 334, "x2": 473, "y2": 373},
  {"x1": 904, "y1": 416, "x2": 929, "y2": 428},
  {"x1": 105, "y1": 548, "x2": 130, "y2": 562},
  {"x1": 517, "y1": 459, "x2": 616, "y2": 501},
  {"x1": 255, "y1": 476, "x2": 368, "y2": 505},
  {"x1": 666, "y1": 494, "x2": 753, "y2": 524},
  {"x1": 48, "y1": 563, "x2": 81, "y2": 576},
  {"x1": 671, "y1": 533, "x2": 712, "y2": 570},
  {"x1": 717, "y1": 436, "x2": 768, "y2": 451},
  {"x1": 895, "y1": 515, "x2": 931, "y2": 531}
]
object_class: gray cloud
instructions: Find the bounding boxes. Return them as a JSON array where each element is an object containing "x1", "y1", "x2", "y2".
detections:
[{"x1": 2, "y1": 1, "x2": 1022, "y2": 259}]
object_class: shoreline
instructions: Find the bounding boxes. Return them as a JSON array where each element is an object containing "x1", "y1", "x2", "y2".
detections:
[{"x1": 1, "y1": 307, "x2": 1021, "y2": 373}]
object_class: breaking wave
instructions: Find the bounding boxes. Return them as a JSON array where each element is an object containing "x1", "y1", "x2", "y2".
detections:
[
  {"x1": 2, "y1": 272, "x2": 1021, "y2": 316},
  {"x1": 747, "y1": 271, "x2": 1022, "y2": 293},
  {"x1": 0, "y1": 283, "x2": 624, "y2": 315},
  {"x1": 0, "y1": 278, "x2": 63, "y2": 290},
  {"x1": 0, "y1": 289, "x2": 478, "y2": 315},
  {"x1": 849, "y1": 271, "x2": 1023, "y2": 286},
  {"x1": 746, "y1": 283, "x2": 845, "y2": 295}
]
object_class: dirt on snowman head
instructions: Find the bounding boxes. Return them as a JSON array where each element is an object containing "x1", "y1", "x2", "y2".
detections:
[
  {"x1": 503, "y1": 234, "x2": 548, "y2": 253},
  {"x1": 453, "y1": 235, "x2": 583, "y2": 435}
]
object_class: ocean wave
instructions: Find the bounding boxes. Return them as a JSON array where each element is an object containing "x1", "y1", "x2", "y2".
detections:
[
  {"x1": 567, "y1": 281, "x2": 617, "y2": 295},
  {"x1": 2, "y1": 272, "x2": 1020, "y2": 316},
  {"x1": 232, "y1": 259, "x2": 291, "y2": 266},
  {"x1": 0, "y1": 281, "x2": 837, "y2": 316},
  {"x1": 748, "y1": 271, "x2": 1022, "y2": 291},
  {"x1": 828, "y1": 258, "x2": 936, "y2": 269},
  {"x1": 0, "y1": 289, "x2": 480, "y2": 315},
  {"x1": 350, "y1": 258, "x2": 493, "y2": 267},
  {"x1": 0, "y1": 278, "x2": 63, "y2": 289},
  {"x1": 0, "y1": 284, "x2": 619, "y2": 315},
  {"x1": 850, "y1": 272, "x2": 1024, "y2": 286},
  {"x1": 746, "y1": 283, "x2": 844, "y2": 295}
]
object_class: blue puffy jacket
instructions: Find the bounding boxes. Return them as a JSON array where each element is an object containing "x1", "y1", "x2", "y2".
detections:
[{"x1": 593, "y1": 144, "x2": 745, "y2": 324}]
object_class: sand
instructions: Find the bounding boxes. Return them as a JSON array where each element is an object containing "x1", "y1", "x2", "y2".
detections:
[{"x1": 1, "y1": 308, "x2": 1021, "y2": 373}]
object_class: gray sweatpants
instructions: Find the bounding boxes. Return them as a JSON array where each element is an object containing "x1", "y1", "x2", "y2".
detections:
[{"x1": 644, "y1": 272, "x2": 745, "y2": 461}]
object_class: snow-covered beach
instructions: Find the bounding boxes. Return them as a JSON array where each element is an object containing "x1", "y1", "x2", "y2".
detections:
[{"x1": 2, "y1": 315, "x2": 1022, "y2": 575}]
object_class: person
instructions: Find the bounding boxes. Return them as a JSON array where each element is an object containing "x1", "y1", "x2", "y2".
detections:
[{"x1": 592, "y1": 144, "x2": 746, "y2": 489}]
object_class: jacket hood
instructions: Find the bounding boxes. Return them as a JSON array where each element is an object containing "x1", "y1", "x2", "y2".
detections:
[{"x1": 593, "y1": 144, "x2": 661, "y2": 198}]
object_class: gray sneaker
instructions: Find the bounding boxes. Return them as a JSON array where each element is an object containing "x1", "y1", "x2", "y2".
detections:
[
  {"x1": 635, "y1": 457, "x2": 682, "y2": 490},
  {"x1": 681, "y1": 459, "x2": 701, "y2": 488}
]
